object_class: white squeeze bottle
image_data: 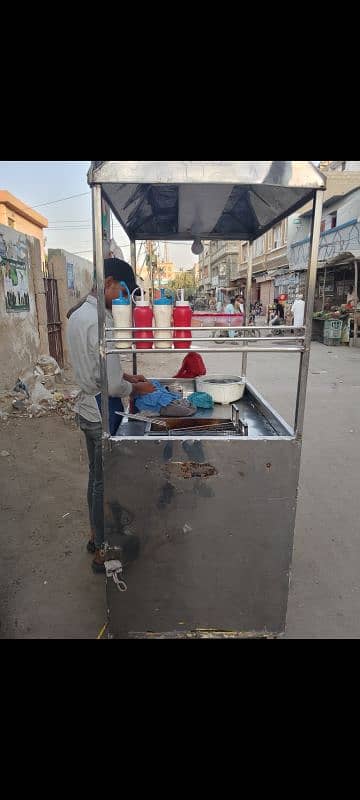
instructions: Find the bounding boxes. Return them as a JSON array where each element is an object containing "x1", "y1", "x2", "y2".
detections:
[
  {"x1": 153, "y1": 289, "x2": 174, "y2": 349},
  {"x1": 112, "y1": 282, "x2": 132, "y2": 350}
]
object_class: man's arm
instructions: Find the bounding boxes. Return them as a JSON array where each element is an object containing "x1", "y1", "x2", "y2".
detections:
[
  {"x1": 89, "y1": 322, "x2": 133, "y2": 398},
  {"x1": 124, "y1": 373, "x2": 146, "y2": 384},
  {"x1": 90, "y1": 324, "x2": 155, "y2": 398},
  {"x1": 107, "y1": 355, "x2": 133, "y2": 398},
  {"x1": 123, "y1": 373, "x2": 157, "y2": 395}
]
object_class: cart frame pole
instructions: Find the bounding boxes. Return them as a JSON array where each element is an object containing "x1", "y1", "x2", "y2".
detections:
[
  {"x1": 130, "y1": 240, "x2": 138, "y2": 375},
  {"x1": 295, "y1": 189, "x2": 324, "y2": 438},
  {"x1": 353, "y1": 259, "x2": 359, "y2": 348},
  {"x1": 92, "y1": 185, "x2": 110, "y2": 436},
  {"x1": 242, "y1": 242, "x2": 254, "y2": 378}
]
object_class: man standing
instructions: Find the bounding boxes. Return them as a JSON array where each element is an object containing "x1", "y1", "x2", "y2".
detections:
[
  {"x1": 225, "y1": 296, "x2": 236, "y2": 339},
  {"x1": 68, "y1": 258, "x2": 155, "y2": 574},
  {"x1": 234, "y1": 295, "x2": 245, "y2": 315},
  {"x1": 347, "y1": 286, "x2": 359, "y2": 309},
  {"x1": 291, "y1": 294, "x2": 305, "y2": 331}
]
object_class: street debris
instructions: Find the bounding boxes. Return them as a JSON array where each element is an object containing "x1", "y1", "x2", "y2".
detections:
[
  {"x1": 37, "y1": 355, "x2": 61, "y2": 376},
  {"x1": 12, "y1": 400, "x2": 27, "y2": 412},
  {"x1": 0, "y1": 356, "x2": 80, "y2": 425},
  {"x1": 14, "y1": 379, "x2": 30, "y2": 398}
]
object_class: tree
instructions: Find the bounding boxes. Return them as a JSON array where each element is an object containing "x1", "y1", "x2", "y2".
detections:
[{"x1": 168, "y1": 271, "x2": 196, "y2": 299}]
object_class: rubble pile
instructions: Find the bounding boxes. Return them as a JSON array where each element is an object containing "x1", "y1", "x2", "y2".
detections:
[{"x1": 0, "y1": 356, "x2": 80, "y2": 423}]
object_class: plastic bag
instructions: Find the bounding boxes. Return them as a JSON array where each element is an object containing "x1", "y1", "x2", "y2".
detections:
[
  {"x1": 31, "y1": 381, "x2": 54, "y2": 406},
  {"x1": 174, "y1": 353, "x2": 207, "y2": 380},
  {"x1": 37, "y1": 355, "x2": 61, "y2": 375}
]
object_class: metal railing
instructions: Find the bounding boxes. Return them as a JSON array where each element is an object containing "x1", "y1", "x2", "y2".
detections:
[
  {"x1": 105, "y1": 325, "x2": 306, "y2": 355},
  {"x1": 92, "y1": 183, "x2": 324, "y2": 440}
]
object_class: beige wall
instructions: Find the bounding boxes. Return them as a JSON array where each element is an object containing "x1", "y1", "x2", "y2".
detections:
[
  {"x1": 0, "y1": 199, "x2": 47, "y2": 269},
  {"x1": 0, "y1": 226, "x2": 49, "y2": 390},
  {"x1": 48, "y1": 250, "x2": 94, "y2": 364}
]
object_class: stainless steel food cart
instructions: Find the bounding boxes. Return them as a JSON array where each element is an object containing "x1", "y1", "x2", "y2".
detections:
[{"x1": 88, "y1": 161, "x2": 326, "y2": 639}]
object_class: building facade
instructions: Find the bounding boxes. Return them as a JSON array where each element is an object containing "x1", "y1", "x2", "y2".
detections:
[
  {"x1": 195, "y1": 162, "x2": 360, "y2": 314},
  {"x1": 235, "y1": 221, "x2": 289, "y2": 308},
  {"x1": 288, "y1": 168, "x2": 360, "y2": 310},
  {"x1": 47, "y1": 249, "x2": 94, "y2": 364},
  {"x1": 197, "y1": 241, "x2": 241, "y2": 297},
  {"x1": 0, "y1": 224, "x2": 49, "y2": 389},
  {"x1": 0, "y1": 192, "x2": 48, "y2": 271}
]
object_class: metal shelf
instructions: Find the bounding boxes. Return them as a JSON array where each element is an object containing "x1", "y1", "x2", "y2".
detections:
[{"x1": 105, "y1": 326, "x2": 305, "y2": 354}]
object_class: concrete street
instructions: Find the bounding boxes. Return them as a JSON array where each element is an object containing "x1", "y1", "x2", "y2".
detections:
[{"x1": 1, "y1": 343, "x2": 359, "y2": 639}]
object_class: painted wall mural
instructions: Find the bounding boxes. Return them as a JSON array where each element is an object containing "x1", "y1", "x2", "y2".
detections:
[{"x1": 1, "y1": 256, "x2": 30, "y2": 313}]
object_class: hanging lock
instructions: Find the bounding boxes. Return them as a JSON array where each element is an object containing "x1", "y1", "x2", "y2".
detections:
[{"x1": 105, "y1": 560, "x2": 128, "y2": 593}]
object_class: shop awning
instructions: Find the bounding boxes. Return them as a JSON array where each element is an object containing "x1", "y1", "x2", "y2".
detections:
[
  {"x1": 318, "y1": 252, "x2": 356, "y2": 269},
  {"x1": 88, "y1": 161, "x2": 326, "y2": 243}
]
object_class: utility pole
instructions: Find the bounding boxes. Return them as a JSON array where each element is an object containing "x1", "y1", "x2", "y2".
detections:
[{"x1": 146, "y1": 241, "x2": 159, "y2": 301}]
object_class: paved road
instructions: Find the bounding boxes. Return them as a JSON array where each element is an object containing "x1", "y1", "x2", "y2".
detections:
[
  {"x1": 139, "y1": 342, "x2": 360, "y2": 639},
  {"x1": 245, "y1": 343, "x2": 360, "y2": 639},
  {"x1": 1, "y1": 343, "x2": 359, "y2": 638}
]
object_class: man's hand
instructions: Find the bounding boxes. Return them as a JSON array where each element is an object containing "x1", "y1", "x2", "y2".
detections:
[
  {"x1": 124, "y1": 373, "x2": 147, "y2": 384},
  {"x1": 131, "y1": 381, "x2": 157, "y2": 397}
]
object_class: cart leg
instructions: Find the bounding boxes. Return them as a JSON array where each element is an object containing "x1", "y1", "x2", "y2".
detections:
[{"x1": 130, "y1": 241, "x2": 138, "y2": 375}]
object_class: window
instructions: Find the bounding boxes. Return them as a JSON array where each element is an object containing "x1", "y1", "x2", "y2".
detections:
[
  {"x1": 273, "y1": 224, "x2": 282, "y2": 249},
  {"x1": 241, "y1": 243, "x2": 249, "y2": 263},
  {"x1": 8, "y1": 218, "x2": 15, "y2": 229},
  {"x1": 321, "y1": 212, "x2": 337, "y2": 232},
  {"x1": 254, "y1": 235, "x2": 265, "y2": 258}
]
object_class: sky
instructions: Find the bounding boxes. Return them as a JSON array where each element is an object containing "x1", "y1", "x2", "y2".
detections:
[
  {"x1": 0, "y1": 161, "x2": 320, "y2": 268},
  {"x1": 0, "y1": 160, "x2": 198, "y2": 269}
]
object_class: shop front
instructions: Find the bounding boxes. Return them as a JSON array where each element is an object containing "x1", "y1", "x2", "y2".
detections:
[
  {"x1": 314, "y1": 255, "x2": 359, "y2": 345},
  {"x1": 255, "y1": 273, "x2": 274, "y2": 311}
]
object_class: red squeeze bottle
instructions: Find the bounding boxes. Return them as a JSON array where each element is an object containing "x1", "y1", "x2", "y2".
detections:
[
  {"x1": 133, "y1": 289, "x2": 154, "y2": 350},
  {"x1": 173, "y1": 290, "x2": 193, "y2": 350}
]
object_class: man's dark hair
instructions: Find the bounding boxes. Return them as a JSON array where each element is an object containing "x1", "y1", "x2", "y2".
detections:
[{"x1": 104, "y1": 258, "x2": 138, "y2": 295}]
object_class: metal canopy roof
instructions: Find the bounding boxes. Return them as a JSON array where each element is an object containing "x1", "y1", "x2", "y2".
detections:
[{"x1": 88, "y1": 161, "x2": 326, "y2": 243}]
